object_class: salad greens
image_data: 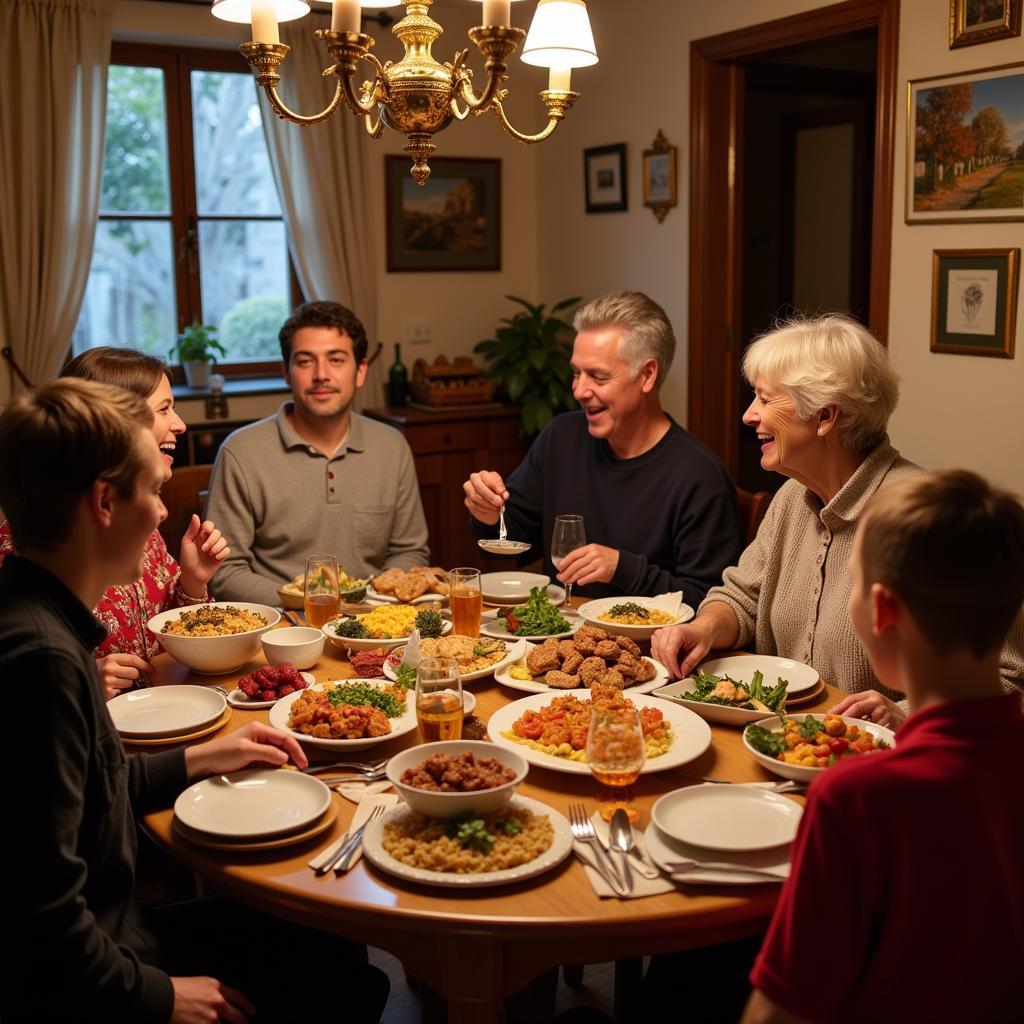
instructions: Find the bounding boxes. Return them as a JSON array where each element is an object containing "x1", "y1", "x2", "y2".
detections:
[
  {"x1": 414, "y1": 609, "x2": 445, "y2": 638},
  {"x1": 688, "y1": 670, "x2": 788, "y2": 712},
  {"x1": 325, "y1": 682, "x2": 405, "y2": 718},
  {"x1": 393, "y1": 663, "x2": 416, "y2": 690},
  {"x1": 446, "y1": 812, "x2": 523, "y2": 853},
  {"x1": 333, "y1": 618, "x2": 369, "y2": 639},
  {"x1": 501, "y1": 587, "x2": 570, "y2": 637},
  {"x1": 745, "y1": 714, "x2": 825, "y2": 757}
]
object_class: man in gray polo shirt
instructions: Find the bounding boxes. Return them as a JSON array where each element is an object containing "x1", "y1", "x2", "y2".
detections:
[{"x1": 206, "y1": 301, "x2": 429, "y2": 604}]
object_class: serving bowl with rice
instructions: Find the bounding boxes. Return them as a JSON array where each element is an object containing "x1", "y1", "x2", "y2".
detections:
[{"x1": 148, "y1": 602, "x2": 280, "y2": 674}]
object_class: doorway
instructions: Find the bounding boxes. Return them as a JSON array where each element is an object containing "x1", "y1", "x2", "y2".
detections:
[{"x1": 687, "y1": 0, "x2": 899, "y2": 486}]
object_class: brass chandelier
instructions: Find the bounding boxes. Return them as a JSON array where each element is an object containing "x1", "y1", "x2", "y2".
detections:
[{"x1": 211, "y1": 0, "x2": 598, "y2": 185}]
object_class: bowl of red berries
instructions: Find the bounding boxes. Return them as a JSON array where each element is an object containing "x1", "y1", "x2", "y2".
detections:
[{"x1": 229, "y1": 664, "x2": 314, "y2": 708}]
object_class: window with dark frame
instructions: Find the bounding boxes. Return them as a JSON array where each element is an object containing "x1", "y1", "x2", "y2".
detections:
[{"x1": 72, "y1": 43, "x2": 301, "y2": 380}]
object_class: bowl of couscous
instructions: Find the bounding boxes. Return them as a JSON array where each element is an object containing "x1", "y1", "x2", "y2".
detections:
[
  {"x1": 577, "y1": 595, "x2": 695, "y2": 641},
  {"x1": 322, "y1": 604, "x2": 452, "y2": 653},
  {"x1": 149, "y1": 602, "x2": 280, "y2": 674}
]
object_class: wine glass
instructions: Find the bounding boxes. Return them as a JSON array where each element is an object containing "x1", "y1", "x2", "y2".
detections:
[
  {"x1": 586, "y1": 707, "x2": 645, "y2": 808},
  {"x1": 304, "y1": 554, "x2": 340, "y2": 629},
  {"x1": 551, "y1": 514, "x2": 586, "y2": 606},
  {"x1": 415, "y1": 656, "x2": 463, "y2": 742}
]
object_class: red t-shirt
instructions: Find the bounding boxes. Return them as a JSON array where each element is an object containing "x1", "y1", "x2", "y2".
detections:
[{"x1": 751, "y1": 692, "x2": 1024, "y2": 1023}]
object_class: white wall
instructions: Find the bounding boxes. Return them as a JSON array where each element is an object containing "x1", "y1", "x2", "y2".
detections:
[{"x1": 535, "y1": 0, "x2": 1024, "y2": 489}]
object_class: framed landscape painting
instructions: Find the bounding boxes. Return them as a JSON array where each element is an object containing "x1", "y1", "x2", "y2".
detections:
[
  {"x1": 949, "y1": 0, "x2": 1022, "y2": 49},
  {"x1": 385, "y1": 156, "x2": 501, "y2": 272},
  {"x1": 906, "y1": 62, "x2": 1024, "y2": 223},
  {"x1": 930, "y1": 248, "x2": 1019, "y2": 358}
]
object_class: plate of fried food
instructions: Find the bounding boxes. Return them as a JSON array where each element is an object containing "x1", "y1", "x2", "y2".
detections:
[
  {"x1": 269, "y1": 678, "x2": 418, "y2": 750},
  {"x1": 487, "y1": 686, "x2": 711, "y2": 776},
  {"x1": 367, "y1": 566, "x2": 450, "y2": 605},
  {"x1": 383, "y1": 635, "x2": 528, "y2": 683},
  {"x1": 494, "y1": 626, "x2": 669, "y2": 695},
  {"x1": 323, "y1": 605, "x2": 453, "y2": 653}
]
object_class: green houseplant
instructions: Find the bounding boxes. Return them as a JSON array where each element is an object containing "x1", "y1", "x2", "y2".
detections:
[
  {"x1": 169, "y1": 321, "x2": 228, "y2": 388},
  {"x1": 474, "y1": 295, "x2": 580, "y2": 436}
]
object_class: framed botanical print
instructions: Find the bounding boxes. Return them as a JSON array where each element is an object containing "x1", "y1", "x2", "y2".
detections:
[{"x1": 930, "y1": 248, "x2": 1019, "y2": 357}]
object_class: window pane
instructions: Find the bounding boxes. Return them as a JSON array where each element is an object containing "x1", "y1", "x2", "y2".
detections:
[
  {"x1": 72, "y1": 221, "x2": 177, "y2": 356},
  {"x1": 102, "y1": 66, "x2": 171, "y2": 215},
  {"x1": 198, "y1": 220, "x2": 289, "y2": 359},
  {"x1": 191, "y1": 70, "x2": 282, "y2": 217}
]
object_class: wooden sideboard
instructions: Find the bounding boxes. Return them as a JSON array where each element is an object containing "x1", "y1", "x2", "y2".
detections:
[{"x1": 364, "y1": 404, "x2": 532, "y2": 570}]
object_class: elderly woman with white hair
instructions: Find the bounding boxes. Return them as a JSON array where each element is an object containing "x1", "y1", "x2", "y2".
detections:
[{"x1": 653, "y1": 315, "x2": 1024, "y2": 728}]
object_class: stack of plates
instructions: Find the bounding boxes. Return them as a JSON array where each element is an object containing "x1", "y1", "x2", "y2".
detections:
[
  {"x1": 644, "y1": 785, "x2": 802, "y2": 885},
  {"x1": 173, "y1": 769, "x2": 337, "y2": 852},
  {"x1": 108, "y1": 685, "x2": 230, "y2": 745}
]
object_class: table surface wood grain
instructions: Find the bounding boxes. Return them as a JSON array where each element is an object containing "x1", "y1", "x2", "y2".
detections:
[{"x1": 137, "y1": 626, "x2": 836, "y2": 1023}]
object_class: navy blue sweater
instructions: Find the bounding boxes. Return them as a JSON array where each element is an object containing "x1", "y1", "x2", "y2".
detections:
[{"x1": 471, "y1": 412, "x2": 741, "y2": 604}]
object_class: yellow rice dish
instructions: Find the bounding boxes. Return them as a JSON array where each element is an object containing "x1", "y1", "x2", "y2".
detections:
[
  {"x1": 356, "y1": 604, "x2": 419, "y2": 639},
  {"x1": 161, "y1": 606, "x2": 266, "y2": 637}
]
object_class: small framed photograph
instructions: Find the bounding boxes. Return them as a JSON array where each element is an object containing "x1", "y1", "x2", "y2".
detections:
[
  {"x1": 642, "y1": 129, "x2": 678, "y2": 223},
  {"x1": 930, "y1": 248, "x2": 1019, "y2": 357},
  {"x1": 584, "y1": 143, "x2": 627, "y2": 213},
  {"x1": 385, "y1": 155, "x2": 501, "y2": 272},
  {"x1": 950, "y1": 0, "x2": 1022, "y2": 49},
  {"x1": 906, "y1": 62, "x2": 1024, "y2": 223}
]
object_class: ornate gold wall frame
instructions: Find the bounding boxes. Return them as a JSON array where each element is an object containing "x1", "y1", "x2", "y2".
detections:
[{"x1": 642, "y1": 130, "x2": 677, "y2": 223}]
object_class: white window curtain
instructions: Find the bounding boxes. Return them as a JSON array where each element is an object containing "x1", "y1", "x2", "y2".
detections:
[
  {"x1": 258, "y1": 15, "x2": 383, "y2": 409},
  {"x1": 0, "y1": 0, "x2": 113, "y2": 399}
]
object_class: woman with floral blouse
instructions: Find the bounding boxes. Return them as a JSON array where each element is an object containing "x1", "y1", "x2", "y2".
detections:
[{"x1": 0, "y1": 347, "x2": 229, "y2": 697}]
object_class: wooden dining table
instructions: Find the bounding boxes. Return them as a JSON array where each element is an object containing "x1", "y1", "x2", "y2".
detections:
[{"x1": 135, "y1": 626, "x2": 837, "y2": 1024}]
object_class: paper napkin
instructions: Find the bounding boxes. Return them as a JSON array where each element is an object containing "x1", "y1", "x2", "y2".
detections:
[{"x1": 574, "y1": 812, "x2": 675, "y2": 899}]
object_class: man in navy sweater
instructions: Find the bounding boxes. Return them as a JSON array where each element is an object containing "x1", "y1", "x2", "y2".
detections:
[{"x1": 465, "y1": 291, "x2": 740, "y2": 603}]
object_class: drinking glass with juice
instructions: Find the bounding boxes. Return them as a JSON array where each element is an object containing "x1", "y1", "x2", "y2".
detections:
[
  {"x1": 586, "y1": 707, "x2": 645, "y2": 806},
  {"x1": 415, "y1": 656, "x2": 463, "y2": 742},
  {"x1": 449, "y1": 567, "x2": 482, "y2": 636},
  {"x1": 304, "y1": 554, "x2": 340, "y2": 629}
]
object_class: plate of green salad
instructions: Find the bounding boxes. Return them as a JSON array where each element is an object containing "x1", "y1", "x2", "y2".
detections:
[
  {"x1": 653, "y1": 654, "x2": 817, "y2": 726},
  {"x1": 479, "y1": 587, "x2": 582, "y2": 641}
]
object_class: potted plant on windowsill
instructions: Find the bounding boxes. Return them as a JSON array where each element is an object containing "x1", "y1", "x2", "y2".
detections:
[
  {"x1": 474, "y1": 295, "x2": 580, "y2": 436},
  {"x1": 170, "y1": 321, "x2": 228, "y2": 388}
]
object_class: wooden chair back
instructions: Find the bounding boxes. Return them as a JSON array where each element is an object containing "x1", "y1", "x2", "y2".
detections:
[
  {"x1": 158, "y1": 464, "x2": 213, "y2": 560},
  {"x1": 736, "y1": 487, "x2": 772, "y2": 547}
]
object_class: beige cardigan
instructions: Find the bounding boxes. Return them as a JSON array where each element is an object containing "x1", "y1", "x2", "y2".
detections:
[{"x1": 701, "y1": 441, "x2": 1024, "y2": 695}]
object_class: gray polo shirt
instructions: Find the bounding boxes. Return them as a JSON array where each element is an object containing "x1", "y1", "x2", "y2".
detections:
[{"x1": 206, "y1": 403, "x2": 429, "y2": 604}]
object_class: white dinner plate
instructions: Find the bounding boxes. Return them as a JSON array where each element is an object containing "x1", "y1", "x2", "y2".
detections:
[
  {"x1": 174, "y1": 769, "x2": 331, "y2": 839},
  {"x1": 479, "y1": 607, "x2": 581, "y2": 641},
  {"x1": 108, "y1": 685, "x2": 226, "y2": 738},
  {"x1": 495, "y1": 642, "x2": 670, "y2": 696},
  {"x1": 651, "y1": 785, "x2": 803, "y2": 852},
  {"x1": 697, "y1": 655, "x2": 819, "y2": 697},
  {"x1": 268, "y1": 680, "x2": 419, "y2": 751},
  {"x1": 362, "y1": 795, "x2": 573, "y2": 888},
  {"x1": 644, "y1": 819, "x2": 791, "y2": 886},
  {"x1": 227, "y1": 671, "x2": 315, "y2": 709},
  {"x1": 383, "y1": 637, "x2": 527, "y2": 684},
  {"x1": 479, "y1": 571, "x2": 553, "y2": 604},
  {"x1": 486, "y1": 692, "x2": 712, "y2": 776}
]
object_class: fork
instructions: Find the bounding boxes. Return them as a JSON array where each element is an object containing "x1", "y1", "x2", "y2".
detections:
[
  {"x1": 322, "y1": 767, "x2": 389, "y2": 784},
  {"x1": 332, "y1": 805, "x2": 387, "y2": 874},
  {"x1": 301, "y1": 758, "x2": 389, "y2": 775},
  {"x1": 568, "y1": 804, "x2": 629, "y2": 897}
]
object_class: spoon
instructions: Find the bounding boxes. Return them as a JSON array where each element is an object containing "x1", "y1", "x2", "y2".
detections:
[
  {"x1": 608, "y1": 809, "x2": 635, "y2": 894},
  {"x1": 477, "y1": 504, "x2": 531, "y2": 555}
]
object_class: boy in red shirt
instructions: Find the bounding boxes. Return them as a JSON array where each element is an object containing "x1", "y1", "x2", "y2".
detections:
[{"x1": 743, "y1": 469, "x2": 1024, "y2": 1024}]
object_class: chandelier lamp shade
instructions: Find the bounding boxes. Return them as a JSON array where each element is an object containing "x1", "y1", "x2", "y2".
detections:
[{"x1": 210, "y1": 0, "x2": 598, "y2": 184}]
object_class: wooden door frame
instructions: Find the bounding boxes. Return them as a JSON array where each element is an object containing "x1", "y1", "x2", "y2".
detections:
[{"x1": 688, "y1": 0, "x2": 899, "y2": 474}]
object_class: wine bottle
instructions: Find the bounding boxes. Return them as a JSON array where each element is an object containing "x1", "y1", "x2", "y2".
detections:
[{"x1": 388, "y1": 342, "x2": 408, "y2": 407}]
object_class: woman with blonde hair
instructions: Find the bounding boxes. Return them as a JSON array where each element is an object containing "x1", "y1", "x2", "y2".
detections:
[
  {"x1": 654, "y1": 314, "x2": 1023, "y2": 727},
  {"x1": 0, "y1": 346, "x2": 229, "y2": 697}
]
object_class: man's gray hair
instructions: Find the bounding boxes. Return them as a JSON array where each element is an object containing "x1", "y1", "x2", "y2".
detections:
[
  {"x1": 742, "y1": 314, "x2": 900, "y2": 454},
  {"x1": 573, "y1": 291, "x2": 675, "y2": 388}
]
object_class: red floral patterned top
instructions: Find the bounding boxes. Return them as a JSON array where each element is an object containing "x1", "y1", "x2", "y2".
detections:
[{"x1": 0, "y1": 522, "x2": 208, "y2": 672}]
